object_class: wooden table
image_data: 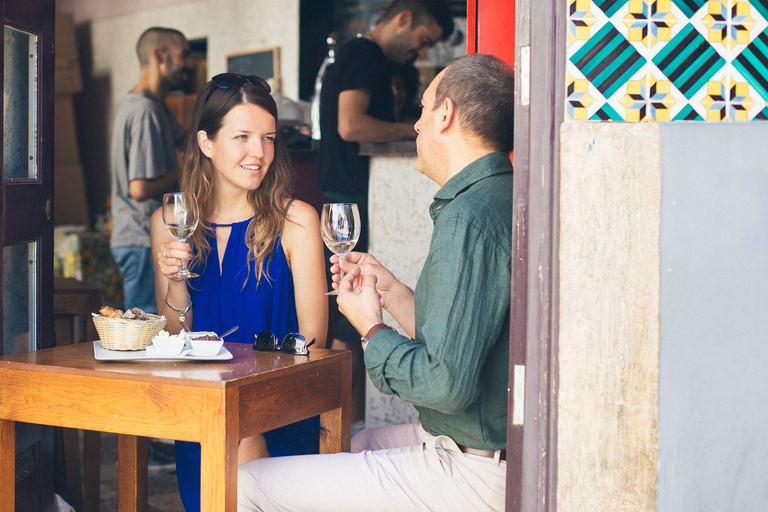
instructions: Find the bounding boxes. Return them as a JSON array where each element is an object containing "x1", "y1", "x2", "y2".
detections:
[{"x1": 0, "y1": 342, "x2": 351, "y2": 511}]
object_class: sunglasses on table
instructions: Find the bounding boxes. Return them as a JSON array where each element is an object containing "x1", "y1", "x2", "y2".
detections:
[
  {"x1": 253, "y1": 330, "x2": 316, "y2": 355},
  {"x1": 204, "y1": 73, "x2": 271, "y2": 103}
]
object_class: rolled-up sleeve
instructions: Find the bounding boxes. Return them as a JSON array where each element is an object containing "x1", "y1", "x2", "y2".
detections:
[{"x1": 364, "y1": 213, "x2": 510, "y2": 414}]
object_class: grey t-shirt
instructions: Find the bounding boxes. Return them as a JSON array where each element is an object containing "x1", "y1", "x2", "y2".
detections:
[{"x1": 110, "y1": 91, "x2": 184, "y2": 248}]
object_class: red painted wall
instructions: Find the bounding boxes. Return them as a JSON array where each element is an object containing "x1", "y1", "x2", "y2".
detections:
[{"x1": 467, "y1": 0, "x2": 515, "y2": 68}]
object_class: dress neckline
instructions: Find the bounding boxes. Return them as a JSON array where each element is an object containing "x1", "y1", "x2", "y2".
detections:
[
  {"x1": 208, "y1": 200, "x2": 294, "y2": 228},
  {"x1": 210, "y1": 216, "x2": 255, "y2": 228}
]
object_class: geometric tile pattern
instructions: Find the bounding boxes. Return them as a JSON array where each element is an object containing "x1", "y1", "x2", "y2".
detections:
[
  {"x1": 567, "y1": 0, "x2": 768, "y2": 120},
  {"x1": 570, "y1": 24, "x2": 647, "y2": 97},
  {"x1": 733, "y1": 28, "x2": 768, "y2": 99},
  {"x1": 652, "y1": 23, "x2": 724, "y2": 99}
]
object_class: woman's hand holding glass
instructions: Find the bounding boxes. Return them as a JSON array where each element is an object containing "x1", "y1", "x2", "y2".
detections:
[
  {"x1": 158, "y1": 240, "x2": 194, "y2": 280},
  {"x1": 162, "y1": 192, "x2": 199, "y2": 280}
]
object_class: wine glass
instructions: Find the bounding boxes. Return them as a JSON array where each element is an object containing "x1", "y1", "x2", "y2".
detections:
[
  {"x1": 321, "y1": 203, "x2": 360, "y2": 296},
  {"x1": 162, "y1": 192, "x2": 200, "y2": 280}
]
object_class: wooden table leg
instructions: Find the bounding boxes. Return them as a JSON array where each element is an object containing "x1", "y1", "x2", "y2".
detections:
[
  {"x1": 117, "y1": 434, "x2": 148, "y2": 512},
  {"x1": 320, "y1": 355, "x2": 352, "y2": 453},
  {"x1": 200, "y1": 388, "x2": 238, "y2": 512},
  {"x1": 0, "y1": 420, "x2": 15, "y2": 511}
]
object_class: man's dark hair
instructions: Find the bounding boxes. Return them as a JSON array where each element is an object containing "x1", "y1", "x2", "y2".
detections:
[
  {"x1": 136, "y1": 27, "x2": 186, "y2": 66},
  {"x1": 378, "y1": 0, "x2": 454, "y2": 41},
  {"x1": 433, "y1": 53, "x2": 515, "y2": 152}
]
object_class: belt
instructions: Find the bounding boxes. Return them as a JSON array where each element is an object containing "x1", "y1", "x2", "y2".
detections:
[{"x1": 457, "y1": 444, "x2": 507, "y2": 461}]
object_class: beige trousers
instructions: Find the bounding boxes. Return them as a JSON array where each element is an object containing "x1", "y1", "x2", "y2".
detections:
[{"x1": 237, "y1": 423, "x2": 507, "y2": 512}]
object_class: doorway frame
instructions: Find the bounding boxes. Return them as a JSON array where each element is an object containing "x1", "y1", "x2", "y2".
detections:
[
  {"x1": 2, "y1": 0, "x2": 57, "y2": 509},
  {"x1": 507, "y1": 0, "x2": 565, "y2": 510}
]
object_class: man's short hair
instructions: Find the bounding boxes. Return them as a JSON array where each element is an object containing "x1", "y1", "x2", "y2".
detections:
[
  {"x1": 434, "y1": 54, "x2": 515, "y2": 152},
  {"x1": 378, "y1": 0, "x2": 454, "y2": 41},
  {"x1": 136, "y1": 27, "x2": 186, "y2": 66}
]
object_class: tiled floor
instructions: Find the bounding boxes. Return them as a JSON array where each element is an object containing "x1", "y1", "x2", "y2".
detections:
[{"x1": 99, "y1": 433, "x2": 185, "y2": 512}]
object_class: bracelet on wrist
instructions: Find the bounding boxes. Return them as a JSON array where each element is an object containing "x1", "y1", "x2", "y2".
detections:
[{"x1": 164, "y1": 287, "x2": 191, "y2": 324}]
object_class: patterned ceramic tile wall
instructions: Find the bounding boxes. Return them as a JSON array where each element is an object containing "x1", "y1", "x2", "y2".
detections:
[{"x1": 567, "y1": 0, "x2": 768, "y2": 121}]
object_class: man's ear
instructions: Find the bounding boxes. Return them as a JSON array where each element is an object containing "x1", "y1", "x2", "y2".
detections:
[
  {"x1": 436, "y1": 97, "x2": 456, "y2": 134},
  {"x1": 151, "y1": 47, "x2": 165, "y2": 66},
  {"x1": 395, "y1": 10, "x2": 413, "y2": 29},
  {"x1": 198, "y1": 130, "x2": 213, "y2": 158}
]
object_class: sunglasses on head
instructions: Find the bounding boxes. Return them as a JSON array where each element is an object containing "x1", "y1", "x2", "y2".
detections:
[
  {"x1": 204, "y1": 73, "x2": 271, "y2": 103},
  {"x1": 253, "y1": 330, "x2": 316, "y2": 355}
]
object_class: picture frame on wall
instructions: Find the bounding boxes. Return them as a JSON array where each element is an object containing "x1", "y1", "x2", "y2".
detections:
[{"x1": 226, "y1": 46, "x2": 280, "y2": 88}]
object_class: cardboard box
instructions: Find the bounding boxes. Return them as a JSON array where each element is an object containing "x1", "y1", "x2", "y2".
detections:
[
  {"x1": 54, "y1": 95, "x2": 80, "y2": 166},
  {"x1": 54, "y1": 164, "x2": 90, "y2": 226},
  {"x1": 55, "y1": 14, "x2": 82, "y2": 95}
]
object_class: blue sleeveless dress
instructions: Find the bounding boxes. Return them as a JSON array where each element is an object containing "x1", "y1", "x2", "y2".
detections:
[{"x1": 175, "y1": 216, "x2": 320, "y2": 512}]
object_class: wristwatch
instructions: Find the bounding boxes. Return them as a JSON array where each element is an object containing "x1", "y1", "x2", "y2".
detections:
[{"x1": 360, "y1": 323, "x2": 396, "y2": 350}]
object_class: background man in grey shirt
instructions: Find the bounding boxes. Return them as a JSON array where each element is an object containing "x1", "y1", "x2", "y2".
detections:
[{"x1": 110, "y1": 26, "x2": 191, "y2": 313}]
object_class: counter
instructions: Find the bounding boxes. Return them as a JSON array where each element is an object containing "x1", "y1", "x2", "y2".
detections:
[
  {"x1": 359, "y1": 141, "x2": 417, "y2": 156},
  {"x1": 363, "y1": 142, "x2": 440, "y2": 427}
]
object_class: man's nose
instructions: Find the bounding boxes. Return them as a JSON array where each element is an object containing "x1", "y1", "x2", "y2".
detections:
[{"x1": 416, "y1": 45, "x2": 430, "y2": 60}]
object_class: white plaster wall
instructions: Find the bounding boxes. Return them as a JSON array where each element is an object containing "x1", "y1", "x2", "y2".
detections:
[
  {"x1": 366, "y1": 154, "x2": 440, "y2": 427},
  {"x1": 558, "y1": 122, "x2": 661, "y2": 512},
  {"x1": 56, "y1": 0, "x2": 190, "y2": 23},
  {"x1": 88, "y1": 0, "x2": 300, "y2": 128}
]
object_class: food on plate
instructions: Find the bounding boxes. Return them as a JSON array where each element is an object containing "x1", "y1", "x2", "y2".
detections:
[
  {"x1": 123, "y1": 307, "x2": 149, "y2": 321},
  {"x1": 151, "y1": 329, "x2": 187, "y2": 355},
  {"x1": 97, "y1": 305, "x2": 150, "y2": 320},
  {"x1": 154, "y1": 329, "x2": 186, "y2": 341},
  {"x1": 190, "y1": 335, "x2": 224, "y2": 356},
  {"x1": 191, "y1": 334, "x2": 222, "y2": 341},
  {"x1": 99, "y1": 306, "x2": 124, "y2": 318}
]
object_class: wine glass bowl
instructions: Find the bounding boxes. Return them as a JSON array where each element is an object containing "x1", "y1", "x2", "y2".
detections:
[
  {"x1": 162, "y1": 192, "x2": 200, "y2": 280},
  {"x1": 321, "y1": 203, "x2": 360, "y2": 295}
]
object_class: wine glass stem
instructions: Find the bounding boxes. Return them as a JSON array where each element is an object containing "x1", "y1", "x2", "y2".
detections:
[
  {"x1": 338, "y1": 254, "x2": 346, "y2": 283},
  {"x1": 178, "y1": 239, "x2": 189, "y2": 274}
]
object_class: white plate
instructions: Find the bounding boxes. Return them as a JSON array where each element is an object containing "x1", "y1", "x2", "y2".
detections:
[{"x1": 93, "y1": 341, "x2": 233, "y2": 361}]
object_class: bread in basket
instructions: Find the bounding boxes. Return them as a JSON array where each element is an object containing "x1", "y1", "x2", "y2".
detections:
[{"x1": 92, "y1": 308, "x2": 167, "y2": 351}]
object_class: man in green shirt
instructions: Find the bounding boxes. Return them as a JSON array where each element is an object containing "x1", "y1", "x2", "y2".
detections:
[{"x1": 238, "y1": 53, "x2": 514, "y2": 512}]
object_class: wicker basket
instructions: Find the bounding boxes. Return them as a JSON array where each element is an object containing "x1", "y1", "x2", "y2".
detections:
[{"x1": 92, "y1": 314, "x2": 167, "y2": 351}]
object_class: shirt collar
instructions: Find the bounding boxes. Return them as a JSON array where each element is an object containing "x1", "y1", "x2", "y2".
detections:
[{"x1": 430, "y1": 152, "x2": 513, "y2": 221}]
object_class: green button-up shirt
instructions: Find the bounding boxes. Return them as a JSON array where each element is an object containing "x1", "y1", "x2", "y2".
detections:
[{"x1": 365, "y1": 152, "x2": 513, "y2": 450}]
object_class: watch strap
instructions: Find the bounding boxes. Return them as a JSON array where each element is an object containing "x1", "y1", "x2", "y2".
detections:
[
  {"x1": 361, "y1": 323, "x2": 395, "y2": 350},
  {"x1": 364, "y1": 323, "x2": 395, "y2": 341}
]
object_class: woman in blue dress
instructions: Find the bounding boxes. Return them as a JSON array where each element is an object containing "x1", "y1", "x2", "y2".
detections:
[{"x1": 150, "y1": 73, "x2": 327, "y2": 511}]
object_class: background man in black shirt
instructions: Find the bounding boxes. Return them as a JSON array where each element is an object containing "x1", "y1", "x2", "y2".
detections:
[{"x1": 318, "y1": 0, "x2": 454, "y2": 425}]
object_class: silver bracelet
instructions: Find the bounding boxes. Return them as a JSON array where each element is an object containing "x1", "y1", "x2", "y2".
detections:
[{"x1": 164, "y1": 288, "x2": 191, "y2": 324}]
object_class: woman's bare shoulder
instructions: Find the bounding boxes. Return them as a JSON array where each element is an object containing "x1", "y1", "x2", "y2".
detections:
[
  {"x1": 150, "y1": 206, "x2": 165, "y2": 234},
  {"x1": 284, "y1": 199, "x2": 319, "y2": 228}
]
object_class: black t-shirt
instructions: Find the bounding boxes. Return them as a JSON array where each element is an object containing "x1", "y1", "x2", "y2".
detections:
[{"x1": 317, "y1": 37, "x2": 397, "y2": 196}]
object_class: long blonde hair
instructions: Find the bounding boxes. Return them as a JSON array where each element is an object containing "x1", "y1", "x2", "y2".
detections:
[{"x1": 180, "y1": 77, "x2": 293, "y2": 284}]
